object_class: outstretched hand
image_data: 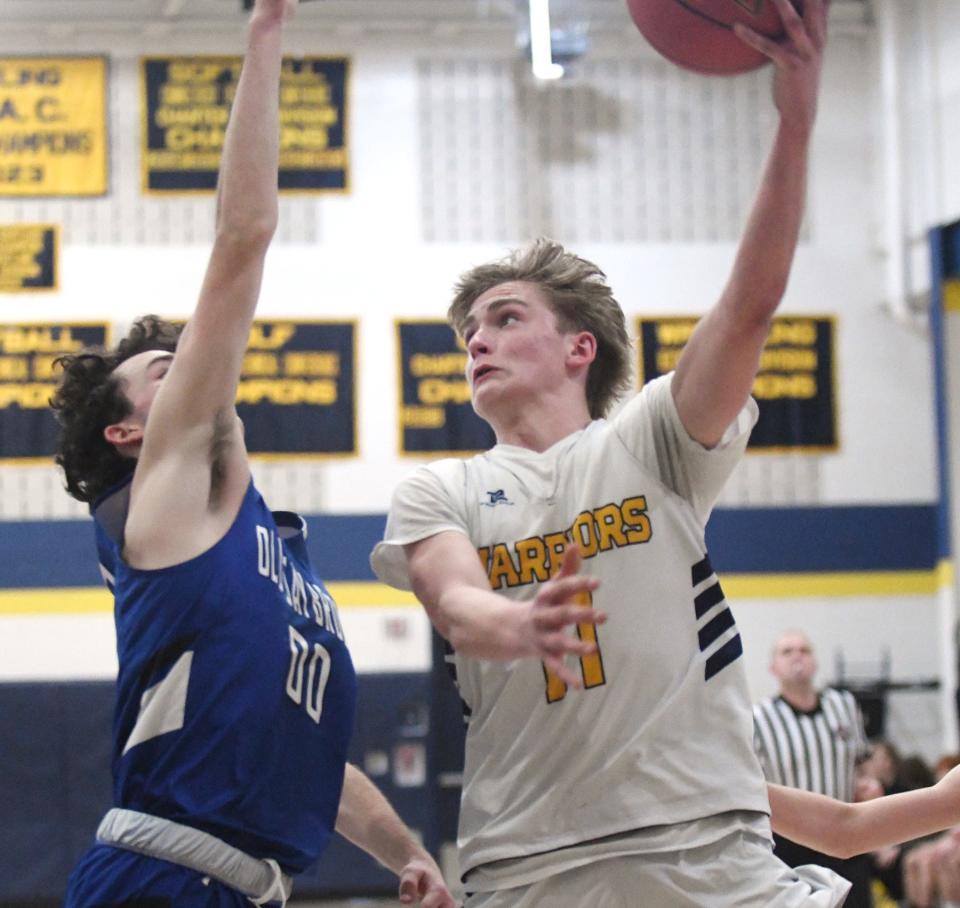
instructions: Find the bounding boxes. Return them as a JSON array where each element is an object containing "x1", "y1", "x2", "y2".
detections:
[
  {"x1": 520, "y1": 545, "x2": 605, "y2": 688},
  {"x1": 398, "y1": 854, "x2": 457, "y2": 908},
  {"x1": 734, "y1": 0, "x2": 829, "y2": 135}
]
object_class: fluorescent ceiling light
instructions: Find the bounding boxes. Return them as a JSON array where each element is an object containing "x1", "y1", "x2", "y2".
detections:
[{"x1": 529, "y1": 0, "x2": 564, "y2": 80}]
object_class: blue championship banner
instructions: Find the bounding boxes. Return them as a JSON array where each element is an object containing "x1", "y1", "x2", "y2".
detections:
[
  {"x1": 238, "y1": 320, "x2": 356, "y2": 457},
  {"x1": 637, "y1": 315, "x2": 838, "y2": 451},
  {"x1": 0, "y1": 57, "x2": 108, "y2": 197},
  {"x1": 396, "y1": 320, "x2": 495, "y2": 457},
  {"x1": 0, "y1": 322, "x2": 109, "y2": 461},
  {"x1": 142, "y1": 56, "x2": 349, "y2": 194},
  {"x1": 0, "y1": 225, "x2": 58, "y2": 292}
]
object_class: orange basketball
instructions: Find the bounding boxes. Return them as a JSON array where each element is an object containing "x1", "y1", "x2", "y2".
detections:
[{"x1": 625, "y1": 0, "x2": 801, "y2": 76}]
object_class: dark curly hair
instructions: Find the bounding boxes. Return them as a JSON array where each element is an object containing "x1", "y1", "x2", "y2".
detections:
[{"x1": 50, "y1": 315, "x2": 181, "y2": 504}]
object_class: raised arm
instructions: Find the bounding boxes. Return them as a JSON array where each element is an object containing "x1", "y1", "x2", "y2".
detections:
[
  {"x1": 145, "y1": 0, "x2": 293, "y2": 441},
  {"x1": 121, "y1": 1, "x2": 296, "y2": 565},
  {"x1": 768, "y1": 767, "x2": 960, "y2": 858},
  {"x1": 335, "y1": 764, "x2": 455, "y2": 907},
  {"x1": 406, "y1": 533, "x2": 605, "y2": 689},
  {"x1": 672, "y1": 0, "x2": 828, "y2": 447}
]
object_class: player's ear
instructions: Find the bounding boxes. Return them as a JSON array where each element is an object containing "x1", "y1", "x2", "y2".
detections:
[
  {"x1": 104, "y1": 421, "x2": 144, "y2": 452},
  {"x1": 568, "y1": 331, "x2": 597, "y2": 366}
]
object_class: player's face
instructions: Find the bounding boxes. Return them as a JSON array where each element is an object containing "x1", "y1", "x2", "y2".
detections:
[
  {"x1": 113, "y1": 350, "x2": 175, "y2": 427},
  {"x1": 770, "y1": 633, "x2": 817, "y2": 686},
  {"x1": 462, "y1": 281, "x2": 572, "y2": 420}
]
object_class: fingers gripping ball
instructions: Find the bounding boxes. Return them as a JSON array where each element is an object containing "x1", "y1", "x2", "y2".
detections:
[{"x1": 625, "y1": 0, "x2": 803, "y2": 75}]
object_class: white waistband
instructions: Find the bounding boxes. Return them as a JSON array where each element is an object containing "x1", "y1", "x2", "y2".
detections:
[{"x1": 96, "y1": 807, "x2": 293, "y2": 906}]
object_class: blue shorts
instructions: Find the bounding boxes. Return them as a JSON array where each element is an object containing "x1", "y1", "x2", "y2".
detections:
[{"x1": 65, "y1": 844, "x2": 251, "y2": 907}]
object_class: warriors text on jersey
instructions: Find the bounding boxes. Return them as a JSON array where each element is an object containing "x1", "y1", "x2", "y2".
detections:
[
  {"x1": 372, "y1": 374, "x2": 769, "y2": 886},
  {"x1": 89, "y1": 477, "x2": 357, "y2": 873}
]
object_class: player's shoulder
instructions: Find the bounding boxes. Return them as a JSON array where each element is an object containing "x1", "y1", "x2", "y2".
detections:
[
  {"x1": 391, "y1": 456, "x2": 478, "y2": 504},
  {"x1": 609, "y1": 373, "x2": 674, "y2": 427},
  {"x1": 404, "y1": 455, "x2": 472, "y2": 483}
]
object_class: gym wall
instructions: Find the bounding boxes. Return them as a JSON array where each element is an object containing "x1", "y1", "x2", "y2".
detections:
[{"x1": 0, "y1": 2, "x2": 959, "y2": 898}]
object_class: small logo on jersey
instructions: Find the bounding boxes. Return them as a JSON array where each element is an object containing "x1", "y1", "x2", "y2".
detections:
[{"x1": 481, "y1": 489, "x2": 513, "y2": 507}]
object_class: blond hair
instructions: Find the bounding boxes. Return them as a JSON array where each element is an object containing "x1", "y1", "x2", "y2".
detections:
[{"x1": 449, "y1": 239, "x2": 632, "y2": 418}]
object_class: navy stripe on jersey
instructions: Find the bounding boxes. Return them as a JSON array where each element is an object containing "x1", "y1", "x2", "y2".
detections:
[
  {"x1": 691, "y1": 555, "x2": 714, "y2": 587},
  {"x1": 694, "y1": 583, "x2": 724, "y2": 618},
  {"x1": 691, "y1": 552, "x2": 742, "y2": 682},
  {"x1": 698, "y1": 607, "x2": 735, "y2": 651},
  {"x1": 705, "y1": 634, "x2": 743, "y2": 681}
]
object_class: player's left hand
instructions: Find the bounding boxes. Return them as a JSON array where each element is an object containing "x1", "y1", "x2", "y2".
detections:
[
  {"x1": 398, "y1": 855, "x2": 457, "y2": 908},
  {"x1": 733, "y1": 0, "x2": 829, "y2": 135}
]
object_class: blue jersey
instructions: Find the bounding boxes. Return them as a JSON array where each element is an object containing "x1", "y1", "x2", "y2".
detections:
[{"x1": 92, "y1": 478, "x2": 357, "y2": 874}]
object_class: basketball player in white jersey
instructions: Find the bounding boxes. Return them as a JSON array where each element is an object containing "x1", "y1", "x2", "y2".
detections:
[{"x1": 372, "y1": 1, "x2": 847, "y2": 905}]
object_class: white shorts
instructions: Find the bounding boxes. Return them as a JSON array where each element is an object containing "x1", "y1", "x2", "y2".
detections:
[{"x1": 464, "y1": 824, "x2": 850, "y2": 908}]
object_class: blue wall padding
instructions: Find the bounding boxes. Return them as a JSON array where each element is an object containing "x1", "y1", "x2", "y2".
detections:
[
  {"x1": 0, "y1": 682, "x2": 113, "y2": 899},
  {"x1": 0, "y1": 504, "x2": 940, "y2": 589},
  {"x1": 705, "y1": 504, "x2": 938, "y2": 573},
  {"x1": 0, "y1": 674, "x2": 436, "y2": 903}
]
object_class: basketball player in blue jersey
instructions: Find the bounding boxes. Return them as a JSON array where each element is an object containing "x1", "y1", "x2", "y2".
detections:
[
  {"x1": 372, "y1": 1, "x2": 846, "y2": 906},
  {"x1": 50, "y1": 1, "x2": 453, "y2": 906}
]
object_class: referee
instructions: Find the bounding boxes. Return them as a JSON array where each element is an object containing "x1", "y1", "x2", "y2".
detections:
[{"x1": 754, "y1": 629, "x2": 874, "y2": 908}]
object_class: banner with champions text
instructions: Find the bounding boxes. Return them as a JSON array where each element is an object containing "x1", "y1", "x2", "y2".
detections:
[
  {"x1": 0, "y1": 225, "x2": 58, "y2": 292},
  {"x1": 0, "y1": 57, "x2": 108, "y2": 197},
  {"x1": 396, "y1": 320, "x2": 494, "y2": 457},
  {"x1": 141, "y1": 56, "x2": 349, "y2": 194},
  {"x1": 237, "y1": 319, "x2": 357, "y2": 458},
  {"x1": 0, "y1": 322, "x2": 109, "y2": 461},
  {"x1": 636, "y1": 315, "x2": 838, "y2": 451}
]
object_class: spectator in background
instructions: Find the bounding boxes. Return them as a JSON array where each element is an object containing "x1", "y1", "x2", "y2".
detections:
[
  {"x1": 860, "y1": 740, "x2": 902, "y2": 794},
  {"x1": 860, "y1": 743, "x2": 935, "y2": 903},
  {"x1": 754, "y1": 630, "x2": 874, "y2": 907}
]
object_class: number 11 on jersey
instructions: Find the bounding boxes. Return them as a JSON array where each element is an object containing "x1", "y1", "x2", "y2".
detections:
[{"x1": 543, "y1": 590, "x2": 606, "y2": 703}]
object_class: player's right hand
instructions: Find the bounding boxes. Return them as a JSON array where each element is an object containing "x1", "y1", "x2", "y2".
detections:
[
  {"x1": 521, "y1": 545, "x2": 605, "y2": 688},
  {"x1": 732, "y1": 0, "x2": 828, "y2": 134}
]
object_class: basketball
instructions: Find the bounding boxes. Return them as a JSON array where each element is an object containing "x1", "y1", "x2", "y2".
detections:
[{"x1": 625, "y1": 0, "x2": 801, "y2": 76}]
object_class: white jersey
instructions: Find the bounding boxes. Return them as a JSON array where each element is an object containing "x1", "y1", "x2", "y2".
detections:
[{"x1": 372, "y1": 374, "x2": 769, "y2": 882}]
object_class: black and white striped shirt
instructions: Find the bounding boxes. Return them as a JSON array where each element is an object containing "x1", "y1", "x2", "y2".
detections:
[{"x1": 753, "y1": 688, "x2": 869, "y2": 803}]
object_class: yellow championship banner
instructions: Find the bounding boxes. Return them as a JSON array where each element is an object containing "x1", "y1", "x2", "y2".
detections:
[
  {"x1": 637, "y1": 315, "x2": 839, "y2": 452},
  {"x1": 141, "y1": 56, "x2": 349, "y2": 194},
  {"x1": 0, "y1": 58, "x2": 108, "y2": 197},
  {"x1": 0, "y1": 225, "x2": 58, "y2": 292},
  {"x1": 0, "y1": 322, "x2": 109, "y2": 461}
]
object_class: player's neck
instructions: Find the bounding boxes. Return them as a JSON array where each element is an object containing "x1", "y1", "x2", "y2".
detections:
[{"x1": 490, "y1": 398, "x2": 593, "y2": 453}]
